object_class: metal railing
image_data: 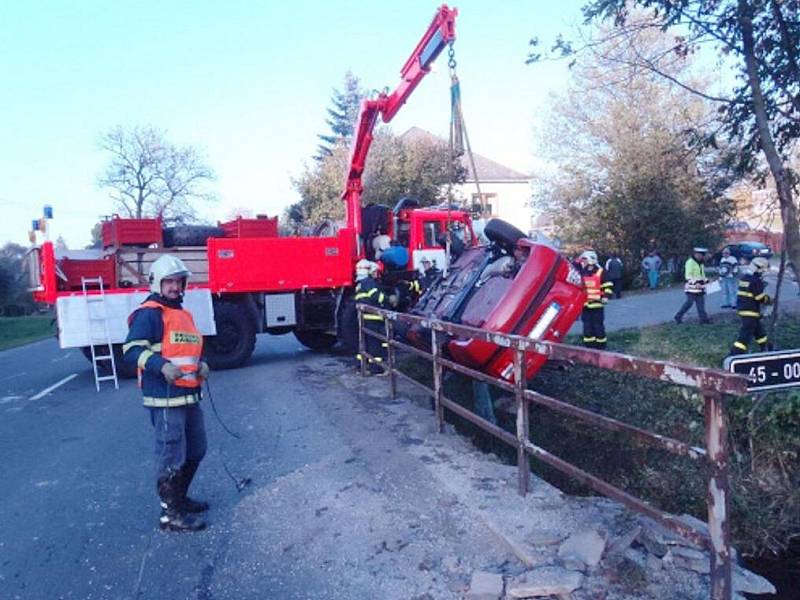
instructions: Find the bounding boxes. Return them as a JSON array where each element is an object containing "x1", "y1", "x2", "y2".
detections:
[{"x1": 356, "y1": 305, "x2": 750, "y2": 600}]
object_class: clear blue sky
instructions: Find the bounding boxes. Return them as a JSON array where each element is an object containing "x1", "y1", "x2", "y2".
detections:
[{"x1": 0, "y1": 0, "x2": 586, "y2": 248}]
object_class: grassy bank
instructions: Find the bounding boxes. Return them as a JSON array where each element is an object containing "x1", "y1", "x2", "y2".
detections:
[
  {"x1": 0, "y1": 315, "x2": 55, "y2": 351},
  {"x1": 534, "y1": 314, "x2": 800, "y2": 558}
]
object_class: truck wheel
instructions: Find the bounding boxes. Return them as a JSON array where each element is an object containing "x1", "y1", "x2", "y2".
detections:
[
  {"x1": 163, "y1": 225, "x2": 224, "y2": 247},
  {"x1": 81, "y1": 345, "x2": 137, "y2": 379},
  {"x1": 204, "y1": 302, "x2": 256, "y2": 370},
  {"x1": 294, "y1": 330, "x2": 337, "y2": 351},
  {"x1": 483, "y1": 218, "x2": 526, "y2": 252}
]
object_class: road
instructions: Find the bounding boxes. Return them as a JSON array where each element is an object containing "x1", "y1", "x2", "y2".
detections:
[{"x1": 0, "y1": 335, "x2": 517, "y2": 600}]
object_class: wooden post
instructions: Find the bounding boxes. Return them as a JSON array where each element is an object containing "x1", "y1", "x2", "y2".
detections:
[
  {"x1": 704, "y1": 392, "x2": 732, "y2": 600},
  {"x1": 514, "y1": 346, "x2": 530, "y2": 496},
  {"x1": 431, "y1": 328, "x2": 445, "y2": 433},
  {"x1": 385, "y1": 318, "x2": 397, "y2": 399}
]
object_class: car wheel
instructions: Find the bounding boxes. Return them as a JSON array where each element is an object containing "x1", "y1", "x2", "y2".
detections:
[
  {"x1": 163, "y1": 225, "x2": 225, "y2": 247},
  {"x1": 483, "y1": 218, "x2": 526, "y2": 252},
  {"x1": 203, "y1": 302, "x2": 256, "y2": 370}
]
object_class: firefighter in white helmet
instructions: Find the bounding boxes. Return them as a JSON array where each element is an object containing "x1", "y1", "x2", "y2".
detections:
[
  {"x1": 730, "y1": 256, "x2": 772, "y2": 354},
  {"x1": 353, "y1": 259, "x2": 392, "y2": 374},
  {"x1": 122, "y1": 254, "x2": 210, "y2": 532},
  {"x1": 578, "y1": 250, "x2": 613, "y2": 349}
]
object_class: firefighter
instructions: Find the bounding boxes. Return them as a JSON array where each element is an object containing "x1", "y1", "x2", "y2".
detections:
[
  {"x1": 353, "y1": 259, "x2": 393, "y2": 373},
  {"x1": 578, "y1": 250, "x2": 613, "y2": 349},
  {"x1": 123, "y1": 255, "x2": 210, "y2": 532},
  {"x1": 730, "y1": 257, "x2": 772, "y2": 355},
  {"x1": 674, "y1": 247, "x2": 711, "y2": 324},
  {"x1": 419, "y1": 257, "x2": 442, "y2": 291}
]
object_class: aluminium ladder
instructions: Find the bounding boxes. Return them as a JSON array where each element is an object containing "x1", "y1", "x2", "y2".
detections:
[{"x1": 81, "y1": 276, "x2": 119, "y2": 391}]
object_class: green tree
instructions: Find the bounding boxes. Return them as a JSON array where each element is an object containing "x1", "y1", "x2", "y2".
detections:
[
  {"x1": 531, "y1": 0, "x2": 800, "y2": 280},
  {"x1": 534, "y1": 23, "x2": 734, "y2": 271},
  {"x1": 0, "y1": 242, "x2": 34, "y2": 314},
  {"x1": 97, "y1": 125, "x2": 216, "y2": 224},
  {"x1": 292, "y1": 129, "x2": 461, "y2": 228},
  {"x1": 315, "y1": 72, "x2": 366, "y2": 161}
]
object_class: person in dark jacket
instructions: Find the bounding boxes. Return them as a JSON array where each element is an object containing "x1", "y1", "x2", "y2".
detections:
[
  {"x1": 353, "y1": 259, "x2": 394, "y2": 374},
  {"x1": 123, "y1": 255, "x2": 210, "y2": 532},
  {"x1": 730, "y1": 257, "x2": 772, "y2": 354},
  {"x1": 604, "y1": 254, "x2": 624, "y2": 299}
]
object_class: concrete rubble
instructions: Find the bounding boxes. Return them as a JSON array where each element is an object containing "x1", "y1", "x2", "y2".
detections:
[{"x1": 334, "y1": 365, "x2": 777, "y2": 599}]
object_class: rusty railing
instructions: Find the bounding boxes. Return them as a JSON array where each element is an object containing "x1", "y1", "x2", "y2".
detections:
[{"x1": 356, "y1": 305, "x2": 750, "y2": 600}]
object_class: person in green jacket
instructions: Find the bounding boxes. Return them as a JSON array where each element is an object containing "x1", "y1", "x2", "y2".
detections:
[{"x1": 674, "y1": 247, "x2": 711, "y2": 324}]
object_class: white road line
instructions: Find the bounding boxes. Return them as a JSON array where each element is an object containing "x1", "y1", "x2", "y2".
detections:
[{"x1": 29, "y1": 373, "x2": 79, "y2": 401}]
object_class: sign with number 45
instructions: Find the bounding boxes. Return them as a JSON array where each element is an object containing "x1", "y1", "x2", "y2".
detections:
[{"x1": 724, "y1": 350, "x2": 800, "y2": 392}]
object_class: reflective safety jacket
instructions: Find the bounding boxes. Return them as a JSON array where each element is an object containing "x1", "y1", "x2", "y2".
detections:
[
  {"x1": 736, "y1": 273, "x2": 770, "y2": 318},
  {"x1": 580, "y1": 265, "x2": 613, "y2": 308},
  {"x1": 123, "y1": 294, "x2": 203, "y2": 407},
  {"x1": 354, "y1": 277, "x2": 389, "y2": 321},
  {"x1": 684, "y1": 258, "x2": 708, "y2": 294}
]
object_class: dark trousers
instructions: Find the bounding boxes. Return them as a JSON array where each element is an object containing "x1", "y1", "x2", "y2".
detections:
[
  {"x1": 357, "y1": 318, "x2": 386, "y2": 372},
  {"x1": 149, "y1": 404, "x2": 207, "y2": 483},
  {"x1": 675, "y1": 293, "x2": 709, "y2": 323},
  {"x1": 731, "y1": 316, "x2": 769, "y2": 354},
  {"x1": 609, "y1": 278, "x2": 622, "y2": 298},
  {"x1": 581, "y1": 306, "x2": 606, "y2": 349}
]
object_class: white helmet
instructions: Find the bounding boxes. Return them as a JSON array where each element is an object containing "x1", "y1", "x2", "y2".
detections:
[
  {"x1": 751, "y1": 257, "x2": 769, "y2": 274},
  {"x1": 149, "y1": 255, "x2": 192, "y2": 294},
  {"x1": 580, "y1": 250, "x2": 598, "y2": 265},
  {"x1": 355, "y1": 259, "x2": 378, "y2": 281}
]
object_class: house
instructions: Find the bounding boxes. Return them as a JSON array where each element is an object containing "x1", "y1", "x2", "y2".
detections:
[{"x1": 399, "y1": 127, "x2": 533, "y2": 233}]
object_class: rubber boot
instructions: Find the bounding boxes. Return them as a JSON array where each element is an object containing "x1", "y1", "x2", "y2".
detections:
[
  {"x1": 179, "y1": 461, "x2": 209, "y2": 513},
  {"x1": 158, "y1": 476, "x2": 206, "y2": 532}
]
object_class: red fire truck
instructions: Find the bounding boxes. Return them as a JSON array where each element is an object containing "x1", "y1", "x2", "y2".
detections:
[{"x1": 25, "y1": 5, "x2": 475, "y2": 377}]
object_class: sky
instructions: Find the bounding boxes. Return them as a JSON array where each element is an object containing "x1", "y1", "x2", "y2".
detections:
[{"x1": 0, "y1": 0, "x2": 587, "y2": 248}]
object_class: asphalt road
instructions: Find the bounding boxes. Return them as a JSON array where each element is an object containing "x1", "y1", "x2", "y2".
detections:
[{"x1": 0, "y1": 335, "x2": 515, "y2": 600}]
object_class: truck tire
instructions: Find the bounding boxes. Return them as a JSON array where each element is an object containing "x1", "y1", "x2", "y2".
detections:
[
  {"x1": 203, "y1": 302, "x2": 256, "y2": 370},
  {"x1": 294, "y1": 330, "x2": 337, "y2": 351},
  {"x1": 483, "y1": 218, "x2": 526, "y2": 252},
  {"x1": 163, "y1": 225, "x2": 224, "y2": 248},
  {"x1": 81, "y1": 344, "x2": 138, "y2": 379}
]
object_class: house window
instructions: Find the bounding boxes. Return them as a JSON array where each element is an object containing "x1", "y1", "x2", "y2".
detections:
[{"x1": 471, "y1": 193, "x2": 497, "y2": 218}]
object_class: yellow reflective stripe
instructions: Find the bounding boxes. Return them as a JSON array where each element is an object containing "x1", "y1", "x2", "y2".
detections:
[
  {"x1": 138, "y1": 349, "x2": 155, "y2": 369},
  {"x1": 582, "y1": 336, "x2": 596, "y2": 342},
  {"x1": 122, "y1": 339, "x2": 150, "y2": 353},
  {"x1": 377, "y1": 293, "x2": 385, "y2": 303},
  {"x1": 355, "y1": 288, "x2": 378, "y2": 300},
  {"x1": 142, "y1": 394, "x2": 199, "y2": 408},
  {"x1": 596, "y1": 337, "x2": 607, "y2": 342},
  {"x1": 585, "y1": 302, "x2": 603, "y2": 308},
  {"x1": 737, "y1": 291, "x2": 754, "y2": 298},
  {"x1": 756, "y1": 336, "x2": 768, "y2": 344},
  {"x1": 737, "y1": 311, "x2": 761, "y2": 318},
  {"x1": 363, "y1": 314, "x2": 384, "y2": 321},
  {"x1": 733, "y1": 341, "x2": 748, "y2": 350},
  {"x1": 601, "y1": 282, "x2": 613, "y2": 288},
  {"x1": 754, "y1": 293, "x2": 767, "y2": 301},
  {"x1": 151, "y1": 343, "x2": 162, "y2": 352}
]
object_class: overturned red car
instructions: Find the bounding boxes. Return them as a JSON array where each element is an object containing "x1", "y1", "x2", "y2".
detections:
[{"x1": 403, "y1": 219, "x2": 586, "y2": 382}]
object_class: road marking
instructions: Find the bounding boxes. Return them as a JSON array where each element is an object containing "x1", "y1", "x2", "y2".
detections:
[{"x1": 30, "y1": 373, "x2": 78, "y2": 401}]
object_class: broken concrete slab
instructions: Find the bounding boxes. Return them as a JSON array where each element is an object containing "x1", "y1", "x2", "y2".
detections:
[
  {"x1": 506, "y1": 567, "x2": 584, "y2": 598},
  {"x1": 466, "y1": 571, "x2": 503, "y2": 600},
  {"x1": 558, "y1": 529, "x2": 607, "y2": 568},
  {"x1": 733, "y1": 567, "x2": 777, "y2": 595}
]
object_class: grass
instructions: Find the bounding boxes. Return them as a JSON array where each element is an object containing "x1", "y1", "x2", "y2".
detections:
[{"x1": 0, "y1": 315, "x2": 55, "y2": 351}]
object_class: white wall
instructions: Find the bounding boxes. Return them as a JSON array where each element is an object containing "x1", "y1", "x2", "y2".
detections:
[{"x1": 454, "y1": 180, "x2": 533, "y2": 233}]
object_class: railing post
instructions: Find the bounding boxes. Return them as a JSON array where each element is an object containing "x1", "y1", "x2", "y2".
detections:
[
  {"x1": 704, "y1": 391, "x2": 732, "y2": 600},
  {"x1": 513, "y1": 345, "x2": 530, "y2": 496},
  {"x1": 357, "y1": 306, "x2": 367, "y2": 377},
  {"x1": 431, "y1": 327, "x2": 445, "y2": 433},
  {"x1": 385, "y1": 317, "x2": 397, "y2": 399}
]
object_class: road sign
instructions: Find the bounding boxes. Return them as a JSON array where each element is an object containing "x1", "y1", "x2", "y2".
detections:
[{"x1": 724, "y1": 349, "x2": 800, "y2": 392}]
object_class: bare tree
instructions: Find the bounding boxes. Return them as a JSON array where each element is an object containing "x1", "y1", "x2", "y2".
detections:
[{"x1": 97, "y1": 125, "x2": 216, "y2": 223}]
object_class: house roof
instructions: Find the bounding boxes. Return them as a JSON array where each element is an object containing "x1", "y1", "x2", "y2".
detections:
[{"x1": 399, "y1": 127, "x2": 530, "y2": 182}]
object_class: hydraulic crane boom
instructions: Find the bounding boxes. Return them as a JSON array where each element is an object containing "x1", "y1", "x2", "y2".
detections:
[{"x1": 343, "y1": 4, "x2": 458, "y2": 256}]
